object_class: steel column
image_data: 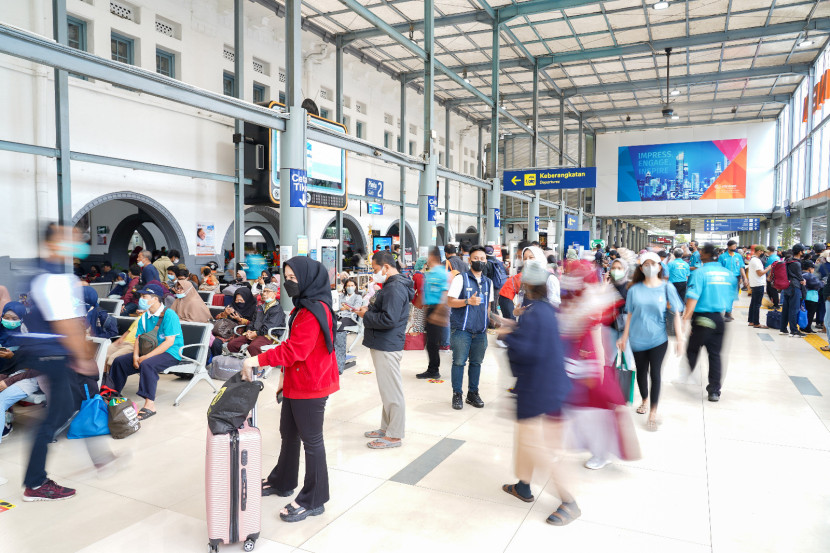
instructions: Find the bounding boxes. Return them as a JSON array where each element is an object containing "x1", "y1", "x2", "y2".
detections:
[
  {"x1": 444, "y1": 105, "x2": 451, "y2": 245},
  {"x1": 591, "y1": 214, "x2": 597, "y2": 244},
  {"x1": 528, "y1": 62, "x2": 540, "y2": 242},
  {"x1": 486, "y1": 19, "x2": 501, "y2": 245},
  {"x1": 614, "y1": 219, "x2": 620, "y2": 248},
  {"x1": 801, "y1": 211, "x2": 813, "y2": 245},
  {"x1": 52, "y1": 0, "x2": 71, "y2": 225},
  {"x1": 418, "y1": 0, "x2": 438, "y2": 252},
  {"x1": 806, "y1": 67, "x2": 816, "y2": 199},
  {"x1": 400, "y1": 76, "x2": 408, "y2": 258},
  {"x1": 279, "y1": 0, "x2": 307, "y2": 309},
  {"x1": 335, "y1": 35, "x2": 345, "y2": 272},
  {"x1": 477, "y1": 125, "x2": 483, "y2": 234},
  {"x1": 770, "y1": 218, "x2": 780, "y2": 249},
  {"x1": 233, "y1": 0, "x2": 246, "y2": 270}
]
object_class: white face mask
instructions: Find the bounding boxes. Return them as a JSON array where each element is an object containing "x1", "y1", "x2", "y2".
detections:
[
  {"x1": 643, "y1": 264, "x2": 661, "y2": 278},
  {"x1": 372, "y1": 270, "x2": 387, "y2": 284},
  {"x1": 346, "y1": 286, "x2": 356, "y2": 295}
]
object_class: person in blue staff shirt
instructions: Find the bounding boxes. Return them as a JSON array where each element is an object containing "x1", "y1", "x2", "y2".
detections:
[
  {"x1": 717, "y1": 240, "x2": 748, "y2": 322},
  {"x1": 683, "y1": 243, "x2": 735, "y2": 402},
  {"x1": 667, "y1": 248, "x2": 691, "y2": 302},
  {"x1": 764, "y1": 246, "x2": 781, "y2": 309},
  {"x1": 108, "y1": 283, "x2": 184, "y2": 421},
  {"x1": 688, "y1": 241, "x2": 701, "y2": 271}
]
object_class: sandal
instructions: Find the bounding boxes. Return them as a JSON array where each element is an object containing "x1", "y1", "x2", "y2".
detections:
[
  {"x1": 364, "y1": 429, "x2": 386, "y2": 438},
  {"x1": 138, "y1": 408, "x2": 156, "y2": 421},
  {"x1": 646, "y1": 418, "x2": 658, "y2": 432},
  {"x1": 753, "y1": 325, "x2": 769, "y2": 329},
  {"x1": 262, "y1": 480, "x2": 294, "y2": 497},
  {"x1": 367, "y1": 437, "x2": 402, "y2": 449},
  {"x1": 502, "y1": 483, "x2": 534, "y2": 503},
  {"x1": 636, "y1": 404, "x2": 647, "y2": 415},
  {"x1": 279, "y1": 503, "x2": 325, "y2": 523},
  {"x1": 821, "y1": 346, "x2": 830, "y2": 352},
  {"x1": 546, "y1": 501, "x2": 581, "y2": 526}
]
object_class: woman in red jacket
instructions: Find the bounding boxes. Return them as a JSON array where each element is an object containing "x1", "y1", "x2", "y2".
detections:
[{"x1": 242, "y1": 256, "x2": 339, "y2": 523}]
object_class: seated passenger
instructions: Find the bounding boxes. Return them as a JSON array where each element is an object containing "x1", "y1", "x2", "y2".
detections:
[
  {"x1": 95, "y1": 260, "x2": 117, "y2": 283},
  {"x1": 338, "y1": 278, "x2": 363, "y2": 328},
  {"x1": 209, "y1": 288, "x2": 258, "y2": 355},
  {"x1": 217, "y1": 285, "x2": 285, "y2": 357},
  {"x1": 108, "y1": 272, "x2": 129, "y2": 298},
  {"x1": 82, "y1": 287, "x2": 118, "y2": 339},
  {"x1": 137, "y1": 250, "x2": 160, "y2": 285},
  {"x1": 105, "y1": 317, "x2": 139, "y2": 372},
  {"x1": 121, "y1": 265, "x2": 143, "y2": 315},
  {"x1": 108, "y1": 284, "x2": 185, "y2": 420},
  {"x1": 199, "y1": 266, "x2": 221, "y2": 293},
  {"x1": 84, "y1": 264, "x2": 101, "y2": 283},
  {"x1": 0, "y1": 301, "x2": 38, "y2": 441},
  {"x1": 252, "y1": 269, "x2": 278, "y2": 296},
  {"x1": 169, "y1": 280, "x2": 212, "y2": 324}
]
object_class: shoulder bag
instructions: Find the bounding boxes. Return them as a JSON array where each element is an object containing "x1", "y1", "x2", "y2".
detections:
[{"x1": 138, "y1": 310, "x2": 166, "y2": 356}]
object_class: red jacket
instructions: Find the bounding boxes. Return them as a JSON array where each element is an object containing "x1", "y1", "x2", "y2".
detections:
[{"x1": 256, "y1": 305, "x2": 339, "y2": 400}]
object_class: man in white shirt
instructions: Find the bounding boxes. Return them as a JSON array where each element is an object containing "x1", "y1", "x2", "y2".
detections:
[
  {"x1": 447, "y1": 246, "x2": 494, "y2": 410},
  {"x1": 747, "y1": 245, "x2": 772, "y2": 328}
]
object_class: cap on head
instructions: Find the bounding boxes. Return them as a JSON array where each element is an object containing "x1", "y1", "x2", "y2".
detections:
[
  {"x1": 137, "y1": 283, "x2": 164, "y2": 297},
  {"x1": 639, "y1": 252, "x2": 661, "y2": 265}
]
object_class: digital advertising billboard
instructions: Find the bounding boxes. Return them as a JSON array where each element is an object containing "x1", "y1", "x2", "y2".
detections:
[{"x1": 617, "y1": 138, "x2": 747, "y2": 202}]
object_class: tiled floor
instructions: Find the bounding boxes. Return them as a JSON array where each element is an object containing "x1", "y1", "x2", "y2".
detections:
[{"x1": 1, "y1": 296, "x2": 830, "y2": 553}]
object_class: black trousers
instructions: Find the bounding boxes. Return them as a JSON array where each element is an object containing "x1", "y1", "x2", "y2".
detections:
[
  {"x1": 424, "y1": 305, "x2": 443, "y2": 374},
  {"x1": 632, "y1": 341, "x2": 668, "y2": 408},
  {"x1": 805, "y1": 300, "x2": 819, "y2": 330},
  {"x1": 266, "y1": 396, "x2": 329, "y2": 510},
  {"x1": 672, "y1": 282, "x2": 687, "y2": 304},
  {"x1": 686, "y1": 312, "x2": 725, "y2": 395},
  {"x1": 766, "y1": 281, "x2": 780, "y2": 308},
  {"x1": 749, "y1": 285, "x2": 765, "y2": 325},
  {"x1": 498, "y1": 295, "x2": 515, "y2": 320}
]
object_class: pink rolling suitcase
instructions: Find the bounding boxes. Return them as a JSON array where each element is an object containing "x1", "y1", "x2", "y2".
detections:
[{"x1": 206, "y1": 381, "x2": 262, "y2": 552}]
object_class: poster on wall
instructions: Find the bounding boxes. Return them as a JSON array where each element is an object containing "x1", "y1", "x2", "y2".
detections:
[
  {"x1": 617, "y1": 138, "x2": 747, "y2": 202},
  {"x1": 196, "y1": 222, "x2": 216, "y2": 256}
]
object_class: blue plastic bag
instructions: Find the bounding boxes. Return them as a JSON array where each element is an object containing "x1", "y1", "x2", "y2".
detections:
[
  {"x1": 67, "y1": 384, "x2": 110, "y2": 439},
  {"x1": 798, "y1": 302, "x2": 808, "y2": 330}
]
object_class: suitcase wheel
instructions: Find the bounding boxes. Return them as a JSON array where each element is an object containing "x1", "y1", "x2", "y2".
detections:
[
  {"x1": 208, "y1": 545, "x2": 219, "y2": 553},
  {"x1": 243, "y1": 539, "x2": 256, "y2": 552}
]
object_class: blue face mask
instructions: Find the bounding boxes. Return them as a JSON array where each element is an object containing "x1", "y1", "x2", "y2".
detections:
[
  {"x1": 138, "y1": 298, "x2": 150, "y2": 311},
  {"x1": 137, "y1": 261, "x2": 145, "y2": 267},
  {"x1": 59, "y1": 241, "x2": 90, "y2": 260},
  {"x1": 1, "y1": 318, "x2": 21, "y2": 330},
  {"x1": 175, "y1": 293, "x2": 186, "y2": 299},
  {"x1": 167, "y1": 274, "x2": 176, "y2": 281},
  {"x1": 116, "y1": 280, "x2": 125, "y2": 286}
]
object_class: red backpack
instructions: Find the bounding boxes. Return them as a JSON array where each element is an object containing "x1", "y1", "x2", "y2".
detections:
[{"x1": 771, "y1": 260, "x2": 791, "y2": 291}]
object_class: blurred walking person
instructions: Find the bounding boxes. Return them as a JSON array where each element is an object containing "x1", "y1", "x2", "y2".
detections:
[
  {"x1": 497, "y1": 260, "x2": 579, "y2": 526},
  {"x1": 418, "y1": 248, "x2": 449, "y2": 380}
]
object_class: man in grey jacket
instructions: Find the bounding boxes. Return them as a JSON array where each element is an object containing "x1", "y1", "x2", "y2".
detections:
[{"x1": 358, "y1": 251, "x2": 414, "y2": 449}]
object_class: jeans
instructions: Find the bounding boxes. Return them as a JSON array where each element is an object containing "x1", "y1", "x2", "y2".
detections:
[
  {"x1": 19, "y1": 353, "x2": 75, "y2": 488},
  {"x1": 825, "y1": 300, "x2": 830, "y2": 343},
  {"x1": 450, "y1": 329, "x2": 487, "y2": 394},
  {"x1": 725, "y1": 276, "x2": 740, "y2": 314},
  {"x1": 781, "y1": 287, "x2": 803, "y2": 334},
  {"x1": 266, "y1": 396, "x2": 329, "y2": 510},
  {"x1": 805, "y1": 300, "x2": 819, "y2": 330},
  {"x1": 748, "y1": 285, "x2": 765, "y2": 325},
  {"x1": 441, "y1": 325, "x2": 450, "y2": 347},
  {"x1": 686, "y1": 312, "x2": 725, "y2": 395},
  {"x1": 109, "y1": 352, "x2": 180, "y2": 401},
  {"x1": 0, "y1": 377, "x2": 40, "y2": 444}
]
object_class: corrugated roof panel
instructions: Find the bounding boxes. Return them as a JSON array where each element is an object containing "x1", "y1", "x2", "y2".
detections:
[
  {"x1": 533, "y1": 20, "x2": 573, "y2": 38},
  {"x1": 728, "y1": 10, "x2": 774, "y2": 30},
  {"x1": 571, "y1": 75, "x2": 601, "y2": 86},
  {"x1": 545, "y1": 37, "x2": 582, "y2": 52},
  {"x1": 608, "y1": 9, "x2": 647, "y2": 29},
  {"x1": 689, "y1": 62, "x2": 722, "y2": 74},
  {"x1": 768, "y1": 4, "x2": 817, "y2": 24},
  {"x1": 592, "y1": 60, "x2": 625, "y2": 74},
  {"x1": 580, "y1": 32, "x2": 616, "y2": 49},
  {"x1": 789, "y1": 50, "x2": 823, "y2": 63},
  {"x1": 599, "y1": 72, "x2": 630, "y2": 84},
  {"x1": 569, "y1": 14, "x2": 609, "y2": 35}
]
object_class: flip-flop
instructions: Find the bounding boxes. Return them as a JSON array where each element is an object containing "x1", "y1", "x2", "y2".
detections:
[
  {"x1": 546, "y1": 501, "x2": 581, "y2": 526},
  {"x1": 821, "y1": 346, "x2": 830, "y2": 352},
  {"x1": 364, "y1": 429, "x2": 386, "y2": 438},
  {"x1": 261, "y1": 480, "x2": 294, "y2": 497},
  {"x1": 502, "y1": 484, "x2": 534, "y2": 503},
  {"x1": 636, "y1": 404, "x2": 647, "y2": 415},
  {"x1": 138, "y1": 408, "x2": 156, "y2": 421},
  {"x1": 367, "y1": 437, "x2": 401, "y2": 449}
]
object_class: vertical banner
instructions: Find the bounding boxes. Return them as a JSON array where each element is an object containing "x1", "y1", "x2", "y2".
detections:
[
  {"x1": 196, "y1": 222, "x2": 216, "y2": 256},
  {"x1": 534, "y1": 216, "x2": 539, "y2": 232},
  {"x1": 493, "y1": 208, "x2": 500, "y2": 228},
  {"x1": 289, "y1": 168, "x2": 308, "y2": 207},
  {"x1": 427, "y1": 196, "x2": 437, "y2": 222}
]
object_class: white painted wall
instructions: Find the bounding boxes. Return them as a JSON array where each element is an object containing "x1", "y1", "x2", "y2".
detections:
[
  {"x1": 594, "y1": 121, "x2": 776, "y2": 218},
  {"x1": 0, "y1": 0, "x2": 484, "y2": 261}
]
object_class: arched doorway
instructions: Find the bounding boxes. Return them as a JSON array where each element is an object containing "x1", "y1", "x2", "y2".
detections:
[
  {"x1": 465, "y1": 226, "x2": 478, "y2": 233},
  {"x1": 321, "y1": 213, "x2": 368, "y2": 269},
  {"x1": 385, "y1": 221, "x2": 417, "y2": 261},
  {"x1": 436, "y1": 224, "x2": 446, "y2": 247},
  {"x1": 221, "y1": 206, "x2": 280, "y2": 262},
  {"x1": 73, "y1": 192, "x2": 189, "y2": 271}
]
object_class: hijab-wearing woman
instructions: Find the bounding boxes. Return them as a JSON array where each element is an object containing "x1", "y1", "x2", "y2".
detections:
[
  {"x1": 617, "y1": 252, "x2": 684, "y2": 431},
  {"x1": 108, "y1": 272, "x2": 129, "y2": 298},
  {"x1": 169, "y1": 280, "x2": 212, "y2": 323},
  {"x1": 0, "y1": 301, "x2": 42, "y2": 443},
  {"x1": 0, "y1": 301, "x2": 26, "y2": 373},
  {"x1": 241, "y1": 257, "x2": 339, "y2": 523},
  {"x1": 519, "y1": 245, "x2": 561, "y2": 308},
  {"x1": 602, "y1": 255, "x2": 635, "y2": 370},
  {"x1": 82, "y1": 286, "x2": 117, "y2": 339}
]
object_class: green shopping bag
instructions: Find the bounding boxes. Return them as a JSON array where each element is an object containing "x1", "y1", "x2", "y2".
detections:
[{"x1": 614, "y1": 349, "x2": 635, "y2": 404}]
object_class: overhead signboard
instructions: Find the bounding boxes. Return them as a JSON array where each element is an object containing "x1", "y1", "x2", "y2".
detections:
[
  {"x1": 427, "y1": 196, "x2": 437, "y2": 222},
  {"x1": 703, "y1": 218, "x2": 760, "y2": 232},
  {"x1": 367, "y1": 203, "x2": 383, "y2": 215},
  {"x1": 565, "y1": 214, "x2": 578, "y2": 230},
  {"x1": 503, "y1": 167, "x2": 596, "y2": 191},
  {"x1": 365, "y1": 178, "x2": 383, "y2": 199}
]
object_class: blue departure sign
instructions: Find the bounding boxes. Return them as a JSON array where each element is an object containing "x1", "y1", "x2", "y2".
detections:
[
  {"x1": 367, "y1": 203, "x2": 383, "y2": 215},
  {"x1": 427, "y1": 196, "x2": 437, "y2": 222},
  {"x1": 289, "y1": 168, "x2": 308, "y2": 208},
  {"x1": 565, "y1": 214, "x2": 578, "y2": 230},
  {"x1": 503, "y1": 167, "x2": 596, "y2": 191},
  {"x1": 494, "y1": 208, "x2": 500, "y2": 228},
  {"x1": 703, "y1": 218, "x2": 760, "y2": 232}
]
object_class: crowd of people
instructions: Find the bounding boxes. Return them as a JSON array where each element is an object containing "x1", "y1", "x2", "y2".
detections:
[{"x1": 2, "y1": 225, "x2": 827, "y2": 531}]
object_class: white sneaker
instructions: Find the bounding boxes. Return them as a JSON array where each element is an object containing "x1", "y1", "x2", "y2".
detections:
[{"x1": 584, "y1": 456, "x2": 610, "y2": 470}]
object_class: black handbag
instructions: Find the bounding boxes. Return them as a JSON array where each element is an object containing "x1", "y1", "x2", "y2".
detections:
[{"x1": 206, "y1": 372, "x2": 263, "y2": 435}]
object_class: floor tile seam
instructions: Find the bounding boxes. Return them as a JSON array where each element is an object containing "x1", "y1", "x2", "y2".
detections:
[
  {"x1": 564, "y1": 517, "x2": 714, "y2": 547},
  {"x1": 700, "y1": 382, "x2": 715, "y2": 550},
  {"x1": 412, "y1": 481, "x2": 536, "y2": 509},
  {"x1": 704, "y1": 435, "x2": 830, "y2": 453}
]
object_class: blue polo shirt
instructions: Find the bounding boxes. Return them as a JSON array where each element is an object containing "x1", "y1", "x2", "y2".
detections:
[
  {"x1": 689, "y1": 250, "x2": 701, "y2": 269},
  {"x1": 625, "y1": 282, "x2": 684, "y2": 352},
  {"x1": 764, "y1": 254, "x2": 780, "y2": 268},
  {"x1": 137, "y1": 306, "x2": 184, "y2": 360},
  {"x1": 423, "y1": 264, "x2": 449, "y2": 305},
  {"x1": 686, "y1": 262, "x2": 734, "y2": 313},
  {"x1": 668, "y1": 258, "x2": 690, "y2": 283},
  {"x1": 718, "y1": 251, "x2": 743, "y2": 278}
]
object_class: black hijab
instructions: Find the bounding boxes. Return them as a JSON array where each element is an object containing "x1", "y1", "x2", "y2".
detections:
[
  {"x1": 284, "y1": 257, "x2": 335, "y2": 353},
  {"x1": 233, "y1": 287, "x2": 257, "y2": 320}
]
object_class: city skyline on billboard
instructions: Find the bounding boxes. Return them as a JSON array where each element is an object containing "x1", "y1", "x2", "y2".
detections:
[{"x1": 617, "y1": 138, "x2": 747, "y2": 202}]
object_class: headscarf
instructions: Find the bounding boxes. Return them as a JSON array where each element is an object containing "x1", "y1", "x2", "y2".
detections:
[
  {"x1": 566, "y1": 248, "x2": 579, "y2": 260},
  {"x1": 109, "y1": 272, "x2": 129, "y2": 297},
  {"x1": 414, "y1": 256, "x2": 427, "y2": 271},
  {"x1": 170, "y1": 280, "x2": 212, "y2": 323},
  {"x1": 522, "y1": 246, "x2": 547, "y2": 264},
  {"x1": 82, "y1": 286, "x2": 107, "y2": 333},
  {"x1": 0, "y1": 301, "x2": 26, "y2": 345},
  {"x1": 129, "y1": 246, "x2": 143, "y2": 267},
  {"x1": 284, "y1": 256, "x2": 336, "y2": 353},
  {"x1": 232, "y1": 287, "x2": 257, "y2": 320},
  {"x1": 0, "y1": 286, "x2": 11, "y2": 314}
]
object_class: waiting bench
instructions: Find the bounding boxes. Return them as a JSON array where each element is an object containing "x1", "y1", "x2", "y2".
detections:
[{"x1": 99, "y1": 298, "x2": 123, "y2": 316}]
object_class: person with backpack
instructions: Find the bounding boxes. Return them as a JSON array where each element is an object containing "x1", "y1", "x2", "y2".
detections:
[
  {"x1": 801, "y1": 260, "x2": 822, "y2": 333},
  {"x1": 764, "y1": 246, "x2": 781, "y2": 309},
  {"x1": 484, "y1": 246, "x2": 508, "y2": 314},
  {"x1": 778, "y1": 245, "x2": 807, "y2": 338}
]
